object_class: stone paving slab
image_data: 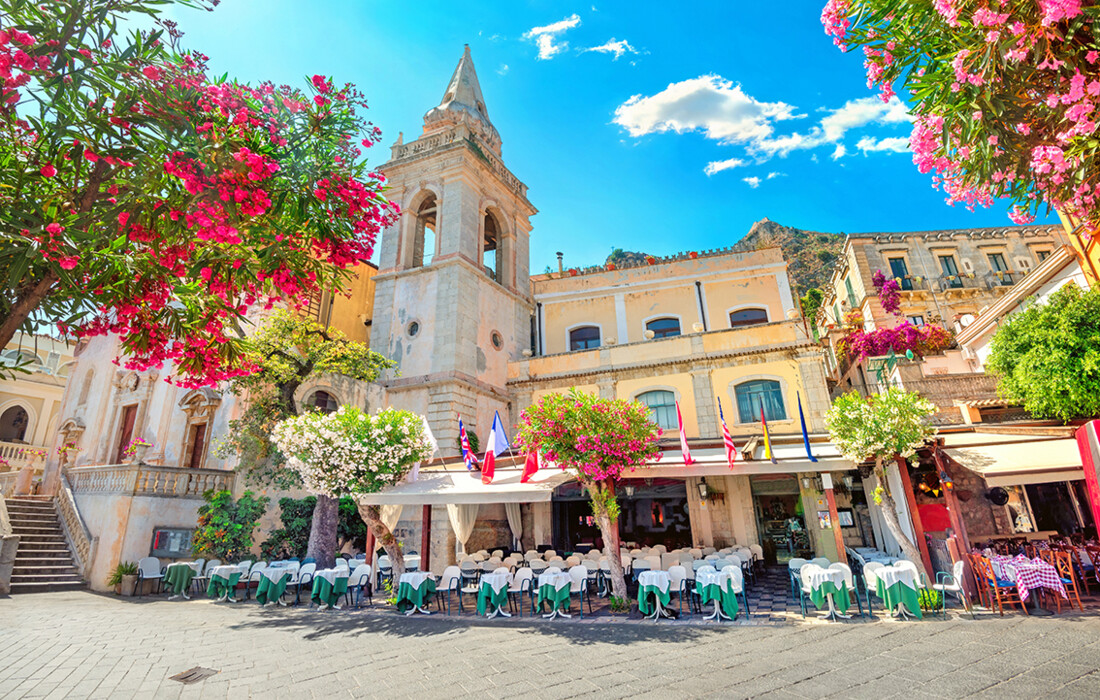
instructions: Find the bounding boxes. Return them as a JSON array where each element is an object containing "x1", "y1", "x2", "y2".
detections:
[{"x1": 2, "y1": 591, "x2": 1100, "y2": 698}]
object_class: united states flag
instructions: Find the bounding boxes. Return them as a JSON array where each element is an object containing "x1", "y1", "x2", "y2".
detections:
[{"x1": 718, "y1": 399, "x2": 737, "y2": 469}]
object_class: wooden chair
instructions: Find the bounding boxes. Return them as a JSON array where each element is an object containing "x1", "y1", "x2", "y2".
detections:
[
  {"x1": 1051, "y1": 551, "x2": 1084, "y2": 613},
  {"x1": 1067, "y1": 547, "x2": 1091, "y2": 595},
  {"x1": 1085, "y1": 545, "x2": 1100, "y2": 589},
  {"x1": 965, "y1": 553, "x2": 990, "y2": 609},
  {"x1": 973, "y1": 556, "x2": 1028, "y2": 616}
]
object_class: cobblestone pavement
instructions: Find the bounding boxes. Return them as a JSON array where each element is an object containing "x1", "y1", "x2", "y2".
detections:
[{"x1": 3, "y1": 591, "x2": 1100, "y2": 699}]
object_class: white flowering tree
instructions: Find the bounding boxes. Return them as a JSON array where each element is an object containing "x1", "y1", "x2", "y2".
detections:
[
  {"x1": 825, "y1": 388, "x2": 936, "y2": 579},
  {"x1": 272, "y1": 406, "x2": 433, "y2": 577}
]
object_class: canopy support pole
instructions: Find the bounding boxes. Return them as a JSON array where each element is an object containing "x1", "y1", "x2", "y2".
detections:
[{"x1": 421, "y1": 505, "x2": 432, "y2": 573}]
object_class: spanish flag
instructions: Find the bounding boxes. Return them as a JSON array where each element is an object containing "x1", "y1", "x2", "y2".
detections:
[{"x1": 760, "y1": 406, "x2": 777, "y2": 464}]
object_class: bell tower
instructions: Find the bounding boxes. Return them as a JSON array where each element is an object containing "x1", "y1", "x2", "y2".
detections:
[{"x1": 371, "y1": 46, "x2": 536, "y2": 453}]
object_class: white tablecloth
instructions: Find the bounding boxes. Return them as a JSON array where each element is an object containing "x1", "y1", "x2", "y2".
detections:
[
  {"x1": 261, "y1": 563, "x2": 296, "y2": 584},
  {"x1": 804, "y1": 566, "x2": 845, "y2": 591},
  {"x1": 315, "y1": 568, "x2": 348, "y2": 586},
  {"x1": 398, "y1": 571, "x2": 432, "y2": 590},
  {"x1": 538, "y1": 571, "x2": 571, "y2": 591},
  {"x1": 695, "y1": 569, "x2": 730, "y2": 590},
  {"x1": 480, "y1": 572, "x2": 511, "y2": 594},
  {"x1": 637, "y1": 570, "x2": 670, "y2": 594},
  {"x1": 212, "y1": 565, "x2": 240, "y2": 579},
  {"x1": 876, "y1": 565, "x2": 918, "y2": 591}
]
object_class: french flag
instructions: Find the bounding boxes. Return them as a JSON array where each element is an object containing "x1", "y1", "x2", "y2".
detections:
[
  {"x1": 481, "y1": 411, "x2": 510, "y2": 485},
  {"x1": 459, "y1": 415, "x2": 479, "y2": 471}
]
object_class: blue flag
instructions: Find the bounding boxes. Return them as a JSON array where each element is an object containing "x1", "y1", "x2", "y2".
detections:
[{"x1": 797, "y1": 392, "x2": 818, "y2": 463}]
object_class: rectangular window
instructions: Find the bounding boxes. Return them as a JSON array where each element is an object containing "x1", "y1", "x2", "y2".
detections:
[
  {"x1": 988, "y1": 252, "x2": 1014, "y2": 285},
  {"x1": 1036, "y1": 249, "x2": 1051, "y2": 262},
  {"x1": 888, "y1": 258, "x2": 912, "y2": 290},
  {"x1": 187, "y1": 423, "x2": 207, "y2": 469},
  {"x1": 844, "y1": 277, "x2": 857, "y2": 308},
  {"x1": 908, "y1": 315, "x2": 925, "y2": 327},
  {"x1": 939, "y1": 255, "x2": 963, "y2": 288},
  {"x1": 833, "y1": 303, "x2": 841, "y2": 324},
  {"x1": 114, "y1": 404, "x2": 137, "y2": 464}
]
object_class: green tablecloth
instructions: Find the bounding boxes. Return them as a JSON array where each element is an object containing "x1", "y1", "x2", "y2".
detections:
[
  {"x1": 876, "y1": 578, "x2": 922, "y2": 618},
  {"x1": 164, "y1": 564, "x2": 195, "y2": 596},
  {"x1": 637, "y1": 583, "x2": 671, "y2": 616},
  {"x1": 396, "y1": 578, "x2": 436, "y2": 612},
  {"x1": 207, "y1": 571, "x2": 241, "y2": 599},
  {"x1": 696, "y1": 581, "x2": 739, "y2": 619},
  {"x1": 256, "y1": 573, "x2": 289, "y2": 605},
  {"x1": 477, "y1": 582, "x2": 510, "y2": 616},
  {"x1": 537, "y1": 583, "x2": 571, "y2": 613},
  {"x1": 311, "y1": 575, "x2": 349, "y2": 609},
  {"x1": 808, "y1": 581, "x2": 851, "y2": 614}
]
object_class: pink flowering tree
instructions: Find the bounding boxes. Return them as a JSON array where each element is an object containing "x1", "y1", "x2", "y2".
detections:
[
  {"x1": 822, "y1": 0, "x2": 1100, "y2": 229},
  {"x1": 515, "y1": 389, "x2": 662, "y2": 602},
  {"x1": 0, "y1": 0, "x2": 396, "y2": 387}
]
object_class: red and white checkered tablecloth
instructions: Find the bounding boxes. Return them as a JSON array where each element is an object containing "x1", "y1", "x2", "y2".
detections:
[{"x1": 992, "y1": 555, "x2": 1066, "y2": 602}]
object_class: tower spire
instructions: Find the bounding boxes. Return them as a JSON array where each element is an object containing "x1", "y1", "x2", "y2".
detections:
[{"x1": 423, "y1": 45, "x2": 501, "y2": 154}]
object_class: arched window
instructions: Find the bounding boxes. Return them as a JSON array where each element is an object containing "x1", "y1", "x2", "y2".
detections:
[
  {"x1": 1, "y1": 349, "x2": 39, "y2": 368},
  {"x1": 637, "y1": 390, "x2": 676, "y2": 430},
  {"x1": 0, "y1": 405, "x2": 29, "y2": 442},
  {"x1": 729, "y1": 308, "x2": 769, "y2": 328},
  {"x1": 569, "y1": 326, "x2": 601, "y2": 351},
  {"x1": 646, "y1": 317, "x2": 681, "y2": 338},
  {"x1": 735, "y1": 380, "x2": 786, "y2": 423},
  {"x1": 412, "y1": 195, "x2": 437, "y2": 268},
  {"x1": 307, "y1": 391, "x2": 339, "y2": 414},
  {"x1": 483, "y1": 212, "x2": 502, "y2": 283}
]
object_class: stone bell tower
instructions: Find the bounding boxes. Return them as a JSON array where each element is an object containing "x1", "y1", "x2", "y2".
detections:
[{"x1": 371, "y1": 45, "x2": 536, "y2": 453}]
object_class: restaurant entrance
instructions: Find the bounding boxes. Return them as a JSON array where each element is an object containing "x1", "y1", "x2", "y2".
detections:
[
  {"x1": 751, "y1": 475, "x2": 807, "y2": 563},
  {"x1": 551, "y1": 478, "x2": 691, "y2": 551}
]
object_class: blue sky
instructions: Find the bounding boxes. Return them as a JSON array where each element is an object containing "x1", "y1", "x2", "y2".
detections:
[{"x1": 164, "y1": 1, "x2": 1055, "y2": 272}]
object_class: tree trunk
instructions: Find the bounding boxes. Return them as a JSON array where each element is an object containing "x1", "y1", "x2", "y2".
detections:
[
  {"x1": 589, "y1": 480, "x2": 628, "y2": 601},
  {"x1": 0, "y1": 272, "x2": 58, "y2": 353},
  {"x1": 305, "y1": 494, "x2": 339, "y2": 569},
  {"x1": 873, "y1": 458, "x2": 929, "y2": 581},
  {"x1": 358, "y1": 502, "x2": 405, "y2": 581}
]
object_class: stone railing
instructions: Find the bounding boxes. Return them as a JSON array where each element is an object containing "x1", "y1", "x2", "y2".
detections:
[
  {"x1": 57, "y1": 473, "x2": 97, "y2": 578},
  {"x1": 0, "y1": 491, "x2": 11, "y2": 536},
  {"x1": 390, "y1": 127, "x2": 528, "y2": 199},
  {"x1": 0, "y1": 471, "x2": 16, "y2": 498},
  {"x1": 67, "y1": 463, "x2": 234, "y2": 498},
  {"x1": 0, "y1": 441, "x2": 48, "y2": 471}
]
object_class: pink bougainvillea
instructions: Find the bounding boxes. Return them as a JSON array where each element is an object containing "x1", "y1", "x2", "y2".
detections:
[
  {"x1": 821, "y1": 0, "x2": 1100, "y2": 229},
  {"x1": 837, "y1": 322, "x2": 955, "y2": 361},
  {"x1": 872, "y1": 270, "x2": 902, "y2": 316}
]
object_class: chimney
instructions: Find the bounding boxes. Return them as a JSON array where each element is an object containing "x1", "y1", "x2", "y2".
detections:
[{"x1": 556, "y1": 252, "x2": 564, "y2": 273}]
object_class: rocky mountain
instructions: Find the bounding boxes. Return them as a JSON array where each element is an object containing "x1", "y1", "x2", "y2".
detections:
[{"x1": 732, "y1": 218, "x2": 844, "y2": 295}]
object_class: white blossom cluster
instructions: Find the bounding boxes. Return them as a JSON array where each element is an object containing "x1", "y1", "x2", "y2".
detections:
[
  {"x1": 271, "y1": 405, "x2": 433, "y2": 497},
  {"x1": 825, "y1": 388, "x2": 936, "y2": 463}
]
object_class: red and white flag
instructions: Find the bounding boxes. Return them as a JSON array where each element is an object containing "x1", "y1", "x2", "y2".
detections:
[
  {"x1": 676, "y1": 400, "x2": 696, "y2": 465},
  {"x1": 717, "y1": 398, "x2": 737, "y2": 468},
  {"x1": 521, "y1": 451, "x2": 539, "y2": 483},
  {"x1": 481, "y1": 411, "x2": 510, "y2": 485}
]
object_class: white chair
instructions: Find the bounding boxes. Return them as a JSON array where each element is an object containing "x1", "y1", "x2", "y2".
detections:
[
  {"x1": 470, "y1": 552, "x2": 487, "y2": 563},
  {"x1": 749, "y1": 544, "x2": 764, "y2": 563},
  {"x1": 235, "y1": 560, "x2": 253, "y2": 576},
  {"x1": 479, "y1": 560, "x2": 496, "y2": 574},
  {"x1": 810, "y1": 557, "x2": 831, "y2": 569},
  {"x1": 377, "y1": 555, "x2": 392, "y2": 589},
  {"x1": 565, "y1": 555, "x2": 581, "y2": 567},
  {"x1": 661, "y1": 552, "x2": 680, "y2": 571},
  {"x1": 244, "y1": 564, "x2": 268, "y2": 600},
  {"x1": 799, "y1": 565, "x2": 822, "y2": 618},
  {"x1": 702, "y1": 547, "x2": 717, "y2": 556},
  {"x1": 567, "y1": 565, "x2": 592, "y2": 617},
  {"x1": 895, "y1": 559, "x2": 926, "y2": 588},
  {"x1": 631, "y1": 558, "x2": 652, "y2": 580},
  {"x1": 932, "y1": 560, "x2": 973, "y2": 619},
  {"x1": 689, "y1": 548, "x2": 703, "y2": 558},
  {"x1": 691, "y1": 559, "x2": 710, "y2": 573},
  {"x1": 493, "y1": 566, "x2": 510, "y2": 576},
  {"x1": 348, "y1": 564, "x2": 373, "y2": 607},
  {"x1": 491, "y1": 550, "x2": 504, "y2": 559},
  {"x1": 509, "y1": 567, "x2": 535, "y2": 616},
  {"x1": 652, "y1": 544, "x2": 667, "y2": 554},
  {"x1": 828, "y1": 562, "x2": 863, "y2": 617},
  {"x1": 788, "y1": 557, "x2": 808, "y2": 601},
  {"x1": 545, "y1": 566, "x2": 562, "y2": 575},
  {"x1": 547, "y1": 557, "x2": 566, "y2": 569},
  {"x1": 863, "y1": 561, "x2": 885, "y2": 614},
  {"x1": 644, "y1": 554, "x2": 662, "y2": 572},
  {"x1": 459, "y1": 560, "x2": 480, "y2": 592},
  {"x1": 721, "y1": 564, "x2": 749, "y2": 618},
  {"x1": 543, "y1": 549, "x2": 557, "y2": 559},
  {"x1": 668, "y1": 565, "x2": 690, "y2": 617},
  {"x1": 291, "y1": 563, "x2": 316, "y2": 605},
  {"x1": 437, "y1": 565, "x2": 462, "y2": 614},
  {"x1": 529, "y1": 559, "x2": 548, "y2": 575},
  {"x1": 192, "y1": 558, "x2": 218, "y2": 593},
  {"x1": 137, "y1": 557, "x2": 163, "y2": 595}
]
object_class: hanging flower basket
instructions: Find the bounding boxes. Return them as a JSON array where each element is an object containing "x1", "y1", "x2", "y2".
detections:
[{"x1": 688, "y1": 251, "x2": 698, "y2": 259}]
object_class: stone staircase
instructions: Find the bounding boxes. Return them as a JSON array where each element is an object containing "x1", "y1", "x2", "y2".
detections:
[{"x1": 7, "y1": 496, "x2": 85, "y2": 593}]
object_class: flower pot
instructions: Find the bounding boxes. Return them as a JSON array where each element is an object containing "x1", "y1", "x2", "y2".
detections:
[
  {"x1": 120, "y1": 574, "x2": 137, "y2": 597},
  {"x1": 645, "y1": 256, "x2": 656, "y2": 265},
  {"x1": 688, "y1": 251, "x2": 698, "y2": 259},
  {"x1": 129, "y1": 444, "x2": 149, "y2": 465},
  {"x1": 568, "y1": 268, "x2": 578, "y2": 277},
  {"x1": 606, "y1": 262, "x2": 616, "y2": 270}
]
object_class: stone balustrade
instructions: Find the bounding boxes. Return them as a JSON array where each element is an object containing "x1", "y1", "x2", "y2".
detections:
[
  {"x1": 0, "y1": 471, "x2": 16, "y2": 498},
  {"x1": 57, "y1": 474, "x2": 97, "y2": 577},
  {"x1": 0, "y1": 441, "x2": 48, "y2": 472},
  {"x1": 66, "y1": 464, "x2": 234, "y2": 498},
  {"x1": 390, "y1": 127, "x2": 528, "y2": 199}
]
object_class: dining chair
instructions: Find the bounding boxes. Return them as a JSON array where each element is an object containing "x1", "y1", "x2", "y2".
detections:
[
  {"x1": 137, "y1": 557, "x2": 164, "y2": 595},
  {"x1": 975, "y1": 557, "x2": 1027, "y2": 616},
  {"x1": 508, "y1": 567, "x2": 534, "y2": 616},
  {"x1": 862, "y1": 561, "x2": 885, "y2": 615},
  {"x1": 436, "y1": 566, "x2": 463, "y2": 614},
  {"x1": 828, "y1": 562, "x2": 864, "y2": 617},
  {"x1": 787, "y1": 558, "x2": 808, "y2": 602},
  {"x1": 1051, "y1": 550, "x2": 1084, "y2": 613},
  {"x1": 721, "y1": 564, "x2": 749, "y2": 618},
  {"x1": 667, "y1": 565, "x2": 690, "y2": 618},
  {"x1": 932, "y1": 560, "x2": 972, "y2": 619},
  {"x1": 291, "y1": 563, "x2": 316, "y2": 605},
  {"x1": 348, "y1": 564, "x2": 373, "y2": 608},
  {"x1": 567, "y1": 565, "x2": 592, "y2": 617}
]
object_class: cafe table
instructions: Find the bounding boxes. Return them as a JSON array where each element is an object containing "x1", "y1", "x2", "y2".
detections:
[
  {"x1": 537, "y1": 571, "x2": 572, "y2": 619},
  {"x1": 396, "y1": 571, "x2": 436, "y2": 615},
  {"x1": 164, "y1": 562, "x2": 197, "y2": 600},
  {"x1": 310, "y1": 568, "x2": 349, "y2": 610},
  {"x1": 256, "y1": 563, "x2": 296, "y2": 606},
  {"x1": 875, "y1": 564, "x2": 922, "y2": 619},
  {"x1": 477, "y1": 572, "x2": 512, "y2": 618},
  {"x1": 637, "y1": 570, "x2": 672, "y2": 620},
  {"x1": 804, "y1": 566, "x2": 851, "y2": 621},
  {"x1": 207, "y1": 565, "x2": 242, "y2": 602},
  {"x1": 695, "y1": 569, "x2": 738, "y2": 621},
  {"x1": 994, "y1": 554, "x2": 1065, "y2": 614}
]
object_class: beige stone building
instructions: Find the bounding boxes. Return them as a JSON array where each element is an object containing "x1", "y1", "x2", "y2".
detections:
[{"x1": 0, "y1": 335, "x2": 74, "y2": 472}]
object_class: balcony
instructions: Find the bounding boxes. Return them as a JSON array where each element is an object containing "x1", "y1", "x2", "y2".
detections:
[{"x1": 66, "y1": 463, "x2": 234, "y2": 498}]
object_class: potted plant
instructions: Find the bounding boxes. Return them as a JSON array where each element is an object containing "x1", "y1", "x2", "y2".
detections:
[
  {"x1": 568, "y1": 268, "x2": 578, "y2": 277},
  {"x1": 122, "y1": 438, "x2": 152, "y2": 465},
  {"x1": 606, "y1": 262, "x2": 616, "y2": 271},
  {"x1": 645, "y1": 255, "x2": 656, "y2": 265},
  {"x1": 688, "y1": 251, "x2": 698, "y2": 259},
  {"x1": 108, "y1": 561, "x2": 139, "y2": 596}
]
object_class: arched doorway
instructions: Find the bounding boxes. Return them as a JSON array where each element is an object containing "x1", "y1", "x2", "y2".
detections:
[{"x1": 0, "y1": 405, "x2": 29, "y2": 442}]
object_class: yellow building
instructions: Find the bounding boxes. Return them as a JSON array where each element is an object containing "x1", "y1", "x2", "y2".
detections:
[{"x1": 0, "y1": 335, "x2": 73, "y2": 472}]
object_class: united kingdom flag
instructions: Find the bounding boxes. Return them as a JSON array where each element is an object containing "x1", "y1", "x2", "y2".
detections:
[{"x1": 458, "y1": 415, "x2": 479, "y2": 471}]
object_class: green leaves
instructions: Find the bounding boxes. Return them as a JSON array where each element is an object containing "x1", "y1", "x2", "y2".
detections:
[{"x1": 825, "y1": 388, "x2": 936, "y2": 463}]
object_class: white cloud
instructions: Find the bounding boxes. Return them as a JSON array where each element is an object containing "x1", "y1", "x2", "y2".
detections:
[
  {"x1": 831, "y1": 143, "x2": 847, "y2": 160},
  {"x1": 582, "y1": 38, "x2": 638, "y2": 60},
  {"x1": 819, "y1": 96, "x2": 910, "y2": 142},
  {"x1": 856, "y1": 135, "x2": 910, "y2": 153},
  {"x1": 766, "y1": 171, "x2": 784, "y2": 179},
  {"x1": 497, "y1": 64, "x2": 509, "y2": 76},
  {"x1": 743, "y1": 176, "x2": 761, "y2": 188},
  {"x1": 613, "y1": 75, "x2": 799, "y2": 145},
  {"x1": 524, "y1": 14, "x2": 580, "y2": 60},
  {"x1": 703, "y1": 157, "x2": 747, "y2": 176}
]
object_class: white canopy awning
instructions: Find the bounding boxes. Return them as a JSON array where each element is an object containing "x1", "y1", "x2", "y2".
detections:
[
  {"x1": 356, "y1": 467, "x2": 572, "y2": 505},
  {"x1": 945, "y1": 438, "x2": 1085, "y2": 487}
]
